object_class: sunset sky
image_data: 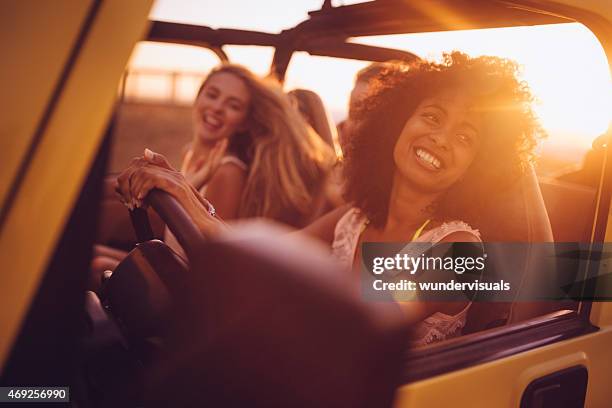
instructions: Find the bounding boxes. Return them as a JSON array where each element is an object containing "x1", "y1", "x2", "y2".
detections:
[{"x1": 127, "y1": 0, "x2": 612, "y2": 156}]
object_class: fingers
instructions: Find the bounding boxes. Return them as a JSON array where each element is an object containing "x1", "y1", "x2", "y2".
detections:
[
  {"x1": 116, "y1": 150, "x2": 175, "y2": 209},
  {"x1": 185, "y1": 139, "x2": 229, "y2": 189},
  {"x1": 144, "y1": 148, "x2": 174, "y2": 170},
  {"x1": 115, "y1": 155, "x2": 159, "y2": 209},
  {"x1": 129, "y1": 156, "x2": 147, "y2": 166},
  {"x1": 185, "y1": 155, "x2": 207, "y2": 187},
  {"x1": 128, "y1": 167, "x2": 161, "y2": 208},
  {"x1": 116, "y1": 166, "x2": 137, "y2": 209},
  {"x1": 211, "y1": 138, "x2": 229, "y2": 159},
  {"x1": 128, "y1": 166, "x2": 187, "y2": 207},
  {"x1": 193, "y1": 156, "x2": 206, "y2": 170},
  {"x1": 207, "y1": 139, "x2": 229, "y2": 169},
  {"x1": 192, "y1": 139, "x2": 228, "y2": 171},
  {"x1": 194, "y1": 139, "x2": 229, "y2": 187}
]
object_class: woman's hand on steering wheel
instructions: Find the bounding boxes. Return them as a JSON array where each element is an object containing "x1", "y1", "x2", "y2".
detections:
[
  {"x1": 116, "y1": 149, "x2": 187, "y2": 209},
  {"x1": 116, "y1": 149, "x2": 226, "y2": 238}
]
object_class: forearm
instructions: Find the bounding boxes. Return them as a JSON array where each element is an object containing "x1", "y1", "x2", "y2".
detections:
[{"x1": 184, "y1": 183, "x2": 228, "y2": 239}]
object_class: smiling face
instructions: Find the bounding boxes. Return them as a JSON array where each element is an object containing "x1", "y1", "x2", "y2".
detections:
[
  {"x1": 192, "y1": 71, "x2": 251, "y2": 145},
  {"x1": 393, "y1": 89, "x2": 482, "y2": 193}
]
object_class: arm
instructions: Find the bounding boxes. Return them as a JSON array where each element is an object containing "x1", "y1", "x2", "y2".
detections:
[
  {"x1": 204, "y1": 162, "x2": 247, "y2": 220},
  {"x1": 118, "y1": 150, "x2": 347, "y2": 241},
  {"x1": 299, "y1": 204, "x2": 351, "y2": 245},
  {"x1": 116, "y1": 150, "x2": 226, "y2": 239}
]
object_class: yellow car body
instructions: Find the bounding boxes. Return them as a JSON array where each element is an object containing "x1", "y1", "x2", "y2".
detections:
[{"x1": 1, "y1": 1, "x2": 611, "y2": 406}]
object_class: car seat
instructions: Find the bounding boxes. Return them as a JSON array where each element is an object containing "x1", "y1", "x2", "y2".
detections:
[{"x1": 464, "y1": 164, "x2": 556, "y2": 332}]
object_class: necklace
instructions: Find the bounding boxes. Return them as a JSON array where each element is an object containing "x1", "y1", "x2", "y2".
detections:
[{"x1": 411, "y1": 219, "x2": 431, "y2": 241}]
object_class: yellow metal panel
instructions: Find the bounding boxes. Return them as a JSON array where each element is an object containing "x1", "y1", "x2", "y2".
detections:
[
  {"x1": 0, "y1": 0, "x2": 92, "y2": 212},
  {"x1": 0, "y1": 0, "x2": 153, "y2": 372},
  {"x1": 394, "y1": 328, "x2": 612, "y2": 407},
  {"x1": 590, "y1": 302, "x2": 612, "y2": 327}
]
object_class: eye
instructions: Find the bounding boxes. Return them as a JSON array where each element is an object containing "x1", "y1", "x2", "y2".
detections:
[
  {"x1": 456, "y1": 133, "x2": 473, "y2": 145},
  {"x1": 422, "y1": 112, "x2": 441, "y2": 125},
  {"x1": 228, "y1": 102, "x2": 243, "y2": 111},
  {"x1": 204, "y1": 89, "x2": 218, "y2": 99}
]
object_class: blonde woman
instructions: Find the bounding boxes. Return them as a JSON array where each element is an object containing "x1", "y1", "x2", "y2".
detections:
[
  {"x1": 162, "y1": 64, "x2": 335, "y2": 257},
  {"x1": 91, "y1": 64, "x2": 334, "y2": 286},
  {"x1": 181, "y1": 64, "x2": 335, "y2": 226}
]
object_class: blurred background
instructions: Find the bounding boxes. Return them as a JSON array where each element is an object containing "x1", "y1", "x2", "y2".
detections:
[{"x1": 109, "y1": 0, "x2": 612, "y2": 182}]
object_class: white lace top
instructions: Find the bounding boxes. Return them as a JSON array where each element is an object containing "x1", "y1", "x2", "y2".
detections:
[{"x1": 331, "y1": 207, "x2": 481, "y2": 347}]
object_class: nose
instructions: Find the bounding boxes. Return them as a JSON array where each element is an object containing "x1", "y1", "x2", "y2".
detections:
[
  {"x1": 428, "y1": 130, "x2": 450, "y2": 150},
  {"x1": 212, "y1": 100, "x2": 224, "y2": 114}
]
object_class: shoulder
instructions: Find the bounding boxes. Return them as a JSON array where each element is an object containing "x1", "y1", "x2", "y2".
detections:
[
  {"x1": 210, "y1": 157, "x2": 248, "y2": 184},
  {"x1": 219, "y1": 155, "x2": 248, "y2": 171},
  {"x1": 439, "y1": 230, "x2": 481, "y2": 243},
  {"x1": 426, "y1": 220, "x2": 481, "y2": 243},
  {"x1": 205, "y1": 157, "x2": 248, "y2": 219},
  {"x1": 205, "y1": 159, "x2": 248, "y2": 201}
]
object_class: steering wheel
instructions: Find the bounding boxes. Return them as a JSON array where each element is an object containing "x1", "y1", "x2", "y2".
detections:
[
  {"x1": 99, "y1": 189, "x2": 206, "y2": 348},
  {"x1": 128, "y1": 188, "x2": 205, "y2": 260}
]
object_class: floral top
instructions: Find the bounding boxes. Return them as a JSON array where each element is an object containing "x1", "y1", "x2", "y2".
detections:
[{"x1": 331, "y1": 207, "x2": 481, "y2": 347}]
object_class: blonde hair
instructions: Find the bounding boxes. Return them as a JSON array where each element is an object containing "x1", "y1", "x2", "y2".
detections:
[{"x1": 201, "y1": 64, "x2": 335, "y2": 224}]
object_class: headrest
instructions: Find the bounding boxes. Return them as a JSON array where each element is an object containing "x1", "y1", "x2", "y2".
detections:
[
  {"x1": 539, "y1": 179, "x2": 597, "y2": 242},
  {"x1": 479, "y1": 164, "x2": 553, "y2": 243}
]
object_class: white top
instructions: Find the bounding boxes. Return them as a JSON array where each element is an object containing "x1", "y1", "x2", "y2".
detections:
[
  {"x1": 199, "y1": 155, "x2": 247, "y2": 197},
  {"x1": 331, "y1": 207, "x2": 481, "y2": 347}
]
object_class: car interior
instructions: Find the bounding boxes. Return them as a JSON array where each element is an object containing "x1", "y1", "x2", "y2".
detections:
[{"x1": 2, "y1": 1, "x2": 610, "y2": 406}]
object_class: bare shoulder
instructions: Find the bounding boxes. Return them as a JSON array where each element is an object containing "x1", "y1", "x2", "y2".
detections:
[
  {"x1": 212, "y1": 161, "x2": 248, "y2": 181},
  {"x1": 206, "y1": 162, "x2": 248, "y2": 193},
  {"x1": 205, "y1": 162, "x2": 248, "y2": 220},
  {"x1": 438, "y1": 230, "x2": 481, "y2": 243},
  {"x1": 300, "y1": 204, "x2": 353, "y2": 245}
]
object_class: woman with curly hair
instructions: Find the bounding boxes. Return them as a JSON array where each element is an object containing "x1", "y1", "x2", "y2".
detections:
[
  {"x1": 117, "y1": 52, "x2": 543, "y2": 346},
  {"x1": 317, "y1": 52, "x2": 543, "y2": 345},
  {"x1": 341, "y1": 53, "x2": 541, "y2": 230}
]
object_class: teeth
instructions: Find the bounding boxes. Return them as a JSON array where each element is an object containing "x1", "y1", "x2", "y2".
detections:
[
  {"x1": 416, "y1": 148, "x2": 441, "y2": 169},
  {"x1": 204, "y1": 115, "x2": 222, "y2": 127}
]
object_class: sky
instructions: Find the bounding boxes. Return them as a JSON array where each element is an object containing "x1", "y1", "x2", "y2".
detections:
[{"x1": 128, "y1": 0, "x2": 612, "y2": 156}]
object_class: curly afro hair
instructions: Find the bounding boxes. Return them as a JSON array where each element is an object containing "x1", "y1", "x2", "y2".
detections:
[{"x1": 343, "y1": 52, "x2": 545, "y2": 229}]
